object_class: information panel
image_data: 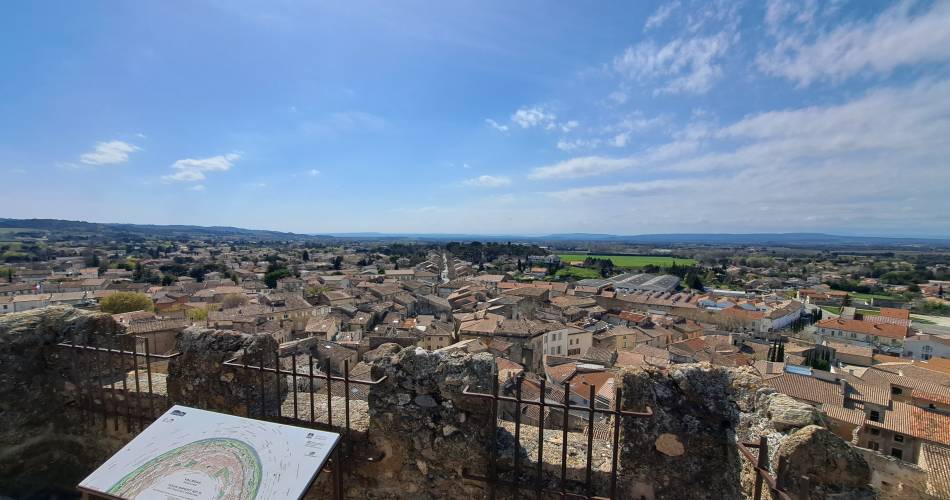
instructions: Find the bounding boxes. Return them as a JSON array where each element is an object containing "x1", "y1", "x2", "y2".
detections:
[{"x1": 79, "y1": 405, "x2": 339, "y2": 500}]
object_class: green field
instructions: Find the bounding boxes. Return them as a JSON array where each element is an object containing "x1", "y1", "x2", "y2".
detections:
[
  {"x1": 850, "y1": 292, "x2": 905, "y2": 303},
  {"x1": 555, "y1": 267, "x2": 602, "y2": 279},
  {"x1": 557, "y1": 254, "x2": 696, "y2": 268}
]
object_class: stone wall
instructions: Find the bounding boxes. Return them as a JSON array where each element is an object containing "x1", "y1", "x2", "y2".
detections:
[
  {"x1": 0, "y1": 307, "x2": 125, "y2": 497},
  {"x1": 616, "y1": 364, "x2": 758, "y2": 500},
  {"x1": 167, "y1": 326, "x2": 281, "y2": 417},
  {"x1": 0, "y1": 307, "x2": 884, "y2": 499},
  {"x1": 854, "y1": 447, "x2": 931, "y2": 500},
  {"x1": 344, "y1": 344, "x2": 496, "y2": 499}
]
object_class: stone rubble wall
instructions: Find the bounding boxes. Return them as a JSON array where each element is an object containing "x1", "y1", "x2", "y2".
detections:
[{"x1": 0, "y1": 307, "x2": 883, "y2": 499}]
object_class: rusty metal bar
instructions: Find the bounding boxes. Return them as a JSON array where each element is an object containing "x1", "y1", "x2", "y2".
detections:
[
  {"x1": 131, "y1": 336, "x2": 143, "y2": 431},
  {"x1": 343, "y1": 359, "x2": 351, "y2": 434},
  {"x1": 325, "y1": 360, "x2": 333, "y2": 427},
  {"x1": 119, "y1": 337, "x2": 132, "y2": 432},
  {"x1": 561, "y1": 380, "x2": 569, "y2": 497},
  {"x1": 537, "y1": 378, "x2": 546, "y2": 500},
  {"x1": 224, "y1": 355, "x2": 386, "y2": 386},
  {"x1": 737, "y1": 438, "x2": 792, "y2": 500},
  {"x1": 609, "y1": 387, "x2": 622, "y2": 500},
  {"x1": 513, "y1": 376, "x2": 523, "y2": 483},
  {"x1": 274, "y1": 347, "x2": 282, "y2": 418},
  {"x1": 753, "y1": 436, "x2": 766, "y2": 500},
  {"x1": 489, "y1": 372, "x2": 499, "y2": 500},
  {"x1": 259, "y1": 349, "x2": 266, "y2": 417},
  {"x1": 93, "y1": 340, "x2": 109, "y2": 429},
  {"x1": 70, "y1": 332, "x2": 86, "y2": 426},
  {"x1": 291, "y1": 349, "x2": 298, "y2": 420},
  {"x1": 462, "y1": 386, "x2": 652, "y2": 417},
  {"x1": 585, "y1": 384, "x2": 595, "y2": 497},
  {"x1": 309, "y1": 353, "x2": 315, "y2": 423},
  {"x1": 105, "y1": 337, "x2": 122, "y2": 432},
  {"x1": 143, "y1": 337, "x2": 155, "y2": 420},
  {"x1": 55, "y1": 341, "x2": 180, "y2": 359}
]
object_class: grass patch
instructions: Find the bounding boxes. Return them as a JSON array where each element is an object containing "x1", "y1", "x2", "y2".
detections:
[
  {"x1": 850, "y1": 292, "x2": 904, "y2": 303},
  {"x1": 556, "y1": 254, "x2": 696, "y2": 268},
  {"x1": 555, "y1": 267, "x2": 601, "y2": 280},
  {"x1": 821, "y1": 306, "x2": 842, "y2": 315},
  {"x1": 911, "y1": 316, "x2": 936, "y2": 325}
]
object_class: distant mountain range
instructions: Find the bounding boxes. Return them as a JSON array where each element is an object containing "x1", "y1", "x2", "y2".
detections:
[
  {"x1": 2, "y1": 218, "x2": 948, "y2": 247},
  {"x1": 327, "y1": 231, "x2": 950, "y2": 247}
]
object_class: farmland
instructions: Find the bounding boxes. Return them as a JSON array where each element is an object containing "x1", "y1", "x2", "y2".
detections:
[{"x1": 557, "y1": 254, "x2": 696, "y2": 268}]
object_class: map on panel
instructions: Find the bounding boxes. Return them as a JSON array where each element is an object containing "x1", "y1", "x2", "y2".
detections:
[{"x1": 78, "y1": 405, "x2": 339, "y2": 500}]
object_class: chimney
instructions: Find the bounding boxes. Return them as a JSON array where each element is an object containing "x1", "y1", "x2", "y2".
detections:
[{"x1": 839, "y1": 379, "x2": 849, "y2": 399}]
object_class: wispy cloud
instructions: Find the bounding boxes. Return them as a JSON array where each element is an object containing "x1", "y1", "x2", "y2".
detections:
[
  {"x1": 645, "y1": 1, "x2": 681, "y2": 31},
  {"x1": 80, "y1": 140, "x2": 140, "y2": 165},
  {"x1": 163, "y1": 153, "x2": 240, "y2": 182},
  {"x1": 485, "y1": 118, "x2": 509, "y2": 132},
  {"x1": 462, "y1": 175, "x2": 512, "y2": 188},
  {"x1": 757, "y1": 1, "x2": 950, "y2": 86},
  {"x1": 531, "y1": 141, "x2": 697, "y2": 179},
  {"x1": 512, "y1": 107, "x2": 557, "y2": 129},
  {"x1": 547, "y1": 179, "x2": 693, "y2": 200},
  {"x1": 188, "y1": 184, "x2": 206, "y2": 192},
  {"x1": 613, "y1": 32, "x2": 733, "y2": 95}
]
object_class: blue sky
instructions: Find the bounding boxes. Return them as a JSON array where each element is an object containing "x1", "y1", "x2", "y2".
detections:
[{"x1": 2, "y1": 0, "x2": 949, "y2": 236}]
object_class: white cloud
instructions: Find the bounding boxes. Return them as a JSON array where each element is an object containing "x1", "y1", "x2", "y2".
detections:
[
  {"x1": 462, "y1": 175, "x2": 512, "y2": 188},
  {"x1": 526, "y1": 79, "x2": 950, "y2": 235},
  {"x1": 547, "y1": 179, "x2": 692, "y2": 200},
  {"x1": 511, "y1": 107, "x2": 557, "y2": 129},
  {"x1": 530, "y1": 140, "x2": 697, "y2": 179},
  {"x1": 758, "y1": 1, "x2": 950, "y2": 86},
  {"x1": 163, "y1": 153, "x2": 240, "y2": 183},
  {"x1": 188, "y1": 184, "x2": 206, "y2": 192},
  {"x1": 557, "y1": 138, "x2": 601, "y2": 151},
  {"x1": 307, "y1": 169, "x2": 320, "y2": 177},
  {"x1": 645, "y1": 1, "x2": 681, "y2": 31},
  {"x1": 613, "y1": 31, "x2": 733, "y2": 94},
  {"x1": 79, "y1": 140, "x2": 140, "y2": 165},
  {"x1": 485, "y1": 118, "x2": 509, "y2": 132},
  {"x1": 560, "y1": 120, "x2": 579, "y2": 132}
]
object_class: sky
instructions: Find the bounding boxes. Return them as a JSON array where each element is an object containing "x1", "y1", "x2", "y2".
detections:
[{"x1": 1, "y1": 0, "x2": 949, "y2": 237}]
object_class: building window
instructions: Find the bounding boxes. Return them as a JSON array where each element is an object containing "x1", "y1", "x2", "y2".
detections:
[
  {"x1": 869, "y1": 428, "x2": 880, "y2": 436},
  {"x1": 891, "y1": 448, "x2": 903, "y2": 460},
  {"x1": 894, "y1": 434, "x2": 904, "y2": 443},
  {"x1": 869, "y1": 410, "x2": 880, "y2": 422},
  {"x1": 891, "y1": 387, "x2": 903, "y2": 396},
  {"x1": 868, "y1": 441, "x2": 880, "y2": 451}
]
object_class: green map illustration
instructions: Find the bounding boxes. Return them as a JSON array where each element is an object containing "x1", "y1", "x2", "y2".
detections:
[{"x1": 108, "y1": 437, "x2": 263, "y2": 500}]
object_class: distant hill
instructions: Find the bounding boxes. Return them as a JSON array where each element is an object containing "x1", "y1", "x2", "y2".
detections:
[
  {"x1": 0, "y1": 218, "x2": 330, "y2": 242},
  {"x1": 2, "y1": 218, "x2": 947, "y2": 247}
]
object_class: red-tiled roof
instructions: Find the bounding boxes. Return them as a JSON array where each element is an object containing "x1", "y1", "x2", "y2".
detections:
[{"x1": 817, "y1": 318, "x2": 909, "y2": 340}]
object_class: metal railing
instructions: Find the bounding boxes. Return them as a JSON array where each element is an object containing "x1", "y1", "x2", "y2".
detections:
[
  {"x1": 462, "y1": 374, "x2": 653, "y2": 500},
  {"x1": 222, "y1": 346, "x2": 386, "y2": 439},
  {"x1": 57, "y1": 333, "x2": 180, "y2": 433},
  {"x1": 738, "y1": 436, "x2": 792, "y2": 500}
]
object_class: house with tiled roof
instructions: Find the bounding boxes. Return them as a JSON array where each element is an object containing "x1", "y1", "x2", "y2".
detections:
[{"x1": 816, "y1": 317, "x2": 910, "y2": 353}]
